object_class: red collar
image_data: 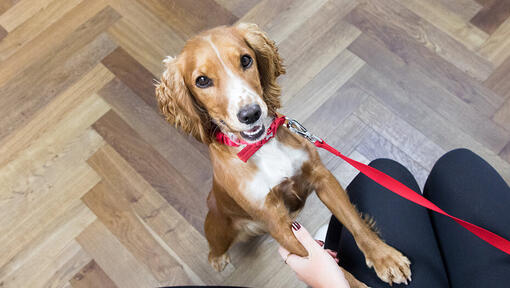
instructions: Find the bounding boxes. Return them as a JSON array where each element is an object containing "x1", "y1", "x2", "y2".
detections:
[{"x1": 215, "y1": 116, "x2": 286, "y2": 162}]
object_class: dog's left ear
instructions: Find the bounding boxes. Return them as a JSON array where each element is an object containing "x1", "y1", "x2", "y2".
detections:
[
  {"x1": 236, "y1": 23, "x2": 285, "y2": 114},
  {"x1": 155, "y1": 56, "x2": 212, "y2": 144}
]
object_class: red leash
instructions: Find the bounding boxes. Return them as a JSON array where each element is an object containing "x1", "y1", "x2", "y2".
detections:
[
  {"x1": 315, "y1": 140, "x2": 510, "y2": 255},
  {"x1": 216, "y1": 116, "x2": 510, "y2": 255}
]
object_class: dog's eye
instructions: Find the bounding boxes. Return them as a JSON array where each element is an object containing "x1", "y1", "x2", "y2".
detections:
[
  {"x1": 195, "y1": 76, "x2": 212, "y2": 88},
  {"x1": 241, "y1": 54, "x2": 253, "y2": 69}
]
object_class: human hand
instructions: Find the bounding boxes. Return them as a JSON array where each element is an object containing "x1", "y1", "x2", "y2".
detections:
[{"x1": 278, "y1": 222, "x2": 350, "y2": 288}]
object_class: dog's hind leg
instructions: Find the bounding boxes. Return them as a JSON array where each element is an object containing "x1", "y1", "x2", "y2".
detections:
[
  {"x1": 204, "y1": 210, "x2": 237, "y2": 272},
  {"x1": 342, "y1": 268, "x2": 369, "y2": 288}
]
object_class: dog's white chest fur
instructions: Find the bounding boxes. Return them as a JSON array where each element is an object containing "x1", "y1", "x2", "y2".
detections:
[{"x1": 244, "y1": 139, "x2": 308, "y2": 207}]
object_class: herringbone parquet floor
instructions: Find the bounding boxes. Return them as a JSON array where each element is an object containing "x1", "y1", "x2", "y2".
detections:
[{"x1": 0, "y1": 0, "x2": 509, "y2": 287}]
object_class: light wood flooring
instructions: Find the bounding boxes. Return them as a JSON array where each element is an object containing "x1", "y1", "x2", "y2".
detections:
[{"x1": 0, "y1": 0, "x2": 509, "y2": 287}]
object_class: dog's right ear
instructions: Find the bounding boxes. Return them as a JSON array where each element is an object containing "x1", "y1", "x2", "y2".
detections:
[
  {"x1": 236, "y1": 23, "x2": 285, "y2": 115},
  {"x1": 155, "y1": 56, "x2": 211, "y2": 143}
]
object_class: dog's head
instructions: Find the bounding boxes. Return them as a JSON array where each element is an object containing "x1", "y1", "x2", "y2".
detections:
[{"x1": 155, "y1": 23, "x2": 285, "y2": 144}]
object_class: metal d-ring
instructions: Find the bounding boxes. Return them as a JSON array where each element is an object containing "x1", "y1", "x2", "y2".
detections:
[{"x1": 285, "y1": 117, "x2": 323, "y2": 143}]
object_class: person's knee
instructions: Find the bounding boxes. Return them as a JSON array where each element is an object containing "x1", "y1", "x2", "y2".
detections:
[
  {"x1": 369, "y1": 158, "x2": 408, "y2": 173},
  {"x1": 441, "y1": 148, "x2": 477, "y2": 161},
  {"x1": 432, "y1": 148, "x2": 481, "y2": 173}
]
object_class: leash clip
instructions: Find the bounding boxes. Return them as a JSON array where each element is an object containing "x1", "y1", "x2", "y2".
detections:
[{"x1": 285, "y1": 117, "x2": 322, "y2": 143}]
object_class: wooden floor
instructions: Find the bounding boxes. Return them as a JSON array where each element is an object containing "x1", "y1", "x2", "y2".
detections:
[{"x1": 0, "y1": 0, "x2": 509, "y2": 287}]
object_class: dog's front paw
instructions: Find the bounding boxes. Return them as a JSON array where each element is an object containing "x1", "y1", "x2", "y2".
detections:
[
  {"x1": 208, "y1": 253, "x2": 230, "y2": 272},
  {"x1": 365, "y1": 243, "x2": 411, "y2": 285}
]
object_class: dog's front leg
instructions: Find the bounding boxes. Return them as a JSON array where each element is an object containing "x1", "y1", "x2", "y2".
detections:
[
  {"x1": 262, "y1": 190, "x2": 308, "y2": 257},
  {"x1": 311, "y1": 164, "x2": 412, "y2": 285}
]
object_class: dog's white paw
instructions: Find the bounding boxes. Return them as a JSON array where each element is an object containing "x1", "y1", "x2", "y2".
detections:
[{"x1": 209, "y1": 253, "x2": 230, "y2": 272}]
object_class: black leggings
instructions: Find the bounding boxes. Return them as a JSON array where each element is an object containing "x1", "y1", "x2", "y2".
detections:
[{"x1": 325, "y1": 148, "x2": 510, "y2": 287}]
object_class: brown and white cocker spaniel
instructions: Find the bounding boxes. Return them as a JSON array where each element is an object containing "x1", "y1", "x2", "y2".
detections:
[{"x1": 155, "y1": 23, "x2": 411, "y2": 287}]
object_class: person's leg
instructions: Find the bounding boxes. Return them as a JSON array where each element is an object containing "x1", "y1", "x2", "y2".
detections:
[
  {"x1": 423, "y1": 148, "x2": 510, "y2": 288},
  {"x1": 325, "y1": 159, "x2": 449, "y2": 287}
]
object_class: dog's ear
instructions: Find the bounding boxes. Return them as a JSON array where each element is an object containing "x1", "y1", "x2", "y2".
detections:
[
  {"x1": 155, "y1": 56, "x2": 211, "y2": 143},
  {"x1": 237, "y1": 23, "x2": 285, "y2": 114}
]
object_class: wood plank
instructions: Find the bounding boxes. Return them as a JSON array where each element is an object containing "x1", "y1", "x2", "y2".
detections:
[
  {"x1": 351, "y1": 65, "x2": 510, "y2": 184},
  {"x1": 0, "y1": 31, "x2": 117, "y2": 142},
  {"x1": 0, "y1": 97, "x2": 108, "y2": 205},
  {"x1": 349, "y1": 0, "x2": 493, "y2": 81},
  {"x1": 356, "y1": 127, "x2": 430, "y2": 189},
  {"x1": 0, "y1": 128, "x2": 103, "y2": 232},
  {"x1": 0, "y1": 64, "x2": 114, "y2": 168},
  {"x1": 101, "y1": 47, "x2": 158, "y2": 110},
  {"x1": 82, "y1": 181, "x2": 191, "y2": 285},
  {"x1": 470, "y1": 0, "x2": 510, "y2": 34},
  {"x1": 98, "y1": 78, "x2": 211, "y2": 192},
  {"x1": 0, "y1": 0, "x2": 16, "y2": 16},
  {"x1": 281, "y1": 49, "x2": 365, "y2": 120},
  {"x1": 109, "y1": 0, "x2": 185, "y2": 58},
  {"x1": 263, "y1": 0, "x2": 328, "y2": 43},
  {"x1": 237, "y1": 0, "x2": 294, "y2": 27},
  {"x1": 0, "y1": 0, "x2": 54, "y2": 32},
  {"x1": 396, "y1": 0, "x2": 489, "y2": 51},
  {"x1": 214, "y1": 0, "x2": 260, "y2": 18},
  {"x1": 21, "y1": 241, "x2": 89, "y2": 288},
  {"x1": 92, "y1": 110, "x2": 208, "y2": 233},
  {"x1": 107, "y1": 18, "x2": 167, "y2": 77},
  {"x1": 500, "y1": 142, "x2": 510, "y2": 164},
  {"x1": 76, "y1": 220, "x2": 160, "y2": 288},
  {"x1": 70, "y1": 260, "x2": 117, "y2": 288},
  {"x1": 307, "y1": 111, "x2": 371, "y2": 172},
  {"x1": 303, "y1": 82, "x2": 368, "y2": 139},
  {"x1": 346, "y1": 6, "x2": 504, "y2": 114},
  {"x1": 434, "y1": 0, "x2": 483, "y2": 22},
  {"x1": 279, "y1": 19, "x2": 361, "y2": 101},
  {"x1": 0, "y1": 24, "x2": 6, "y2": 41},
  {"x1": 87, "y1": 145, "x2": 226, "y2": 285},
  {"x1": 353, "y1": 95, "x2": 446, "y2": 171},
  {"x1": 493, "y1": 97, "x2": 510, "y2": 130},
  {"x1": 0, "y1": 202, "x2": 96, "y2": 286},
  {"x1": 484, "y1": 52, "x2": 510, "y2": 100},
  {"x1": 348, "y1": 33, "x2": 509, "y2": 153},
  {"x1": 0, "y1": 98, "x2": 108, "y2": 223},
  {"x1": 0, "y1": 165, "x2": 99, "y2": 270},
  {"x1": 479, "y1": 16, "x2": 510, "y2": 67},
  {"x1": 0, "y1": 0, "x2": 83, "y2": 61},
  {"x1": 0, "y1": 0, "x2": 113, "y2": 87},
  {"x1": 475, "y1": 0, "x2": 497, "y2": 6},
  {"x1": 277, "y1": 0, "x2": 358, "y2": 65},
  {"x1": 44, "y1": 245, "x2": 92, "y2": 288},
  {"x1": 136, "y1": 0, "x2": 237, "y2": 39}
]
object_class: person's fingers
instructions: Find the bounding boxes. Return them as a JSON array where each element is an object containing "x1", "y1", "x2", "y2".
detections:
[
  {"x1": 326, "y1": 249, "x2": 338, "y2": 258},
  {"x1": 291, "y1": 221, "x2": 320, "y2": 252},
  {"x1": 316, "y1": 239, "x2": 324, "y2": 247}
]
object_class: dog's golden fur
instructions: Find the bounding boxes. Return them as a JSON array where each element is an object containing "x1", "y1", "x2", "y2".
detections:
[{"x1": 155, "y1": 23, "x2": 412, "y2": 287}]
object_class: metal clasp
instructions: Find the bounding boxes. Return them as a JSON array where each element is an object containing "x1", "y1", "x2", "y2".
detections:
[{"x1": 285, "y1": 117, "x2": 323, "y2": 143}]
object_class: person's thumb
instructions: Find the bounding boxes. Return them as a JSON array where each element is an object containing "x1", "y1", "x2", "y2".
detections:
[
  {"x1": 291, "y1": 221, "x2": 319, "y2": 252},
  {"x1": 278, "y1": 245, "x2": 307, "y2": 271}
]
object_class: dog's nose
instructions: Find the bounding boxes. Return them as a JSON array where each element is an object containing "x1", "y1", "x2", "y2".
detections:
[{"x1": 237, "y1": 104, "x2": 261, "y2": 124}]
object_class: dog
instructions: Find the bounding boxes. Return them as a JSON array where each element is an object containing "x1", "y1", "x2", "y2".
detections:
[{"x1": 155, "y1": 23, "x2": 411, "y2": 287}]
